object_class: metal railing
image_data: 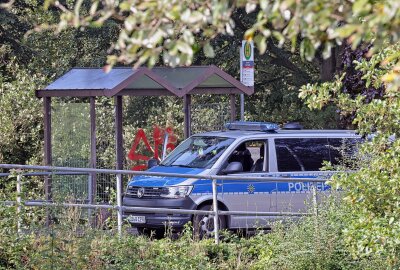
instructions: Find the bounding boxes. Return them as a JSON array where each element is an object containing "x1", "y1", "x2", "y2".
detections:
[{"x1": 0, "y1": 164, "x2": 328, "y2": 244}]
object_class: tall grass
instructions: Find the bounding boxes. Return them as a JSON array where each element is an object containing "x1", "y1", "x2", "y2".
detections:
[{"x1": 0, "y1": 188, "x2": 390, "y2": 270}]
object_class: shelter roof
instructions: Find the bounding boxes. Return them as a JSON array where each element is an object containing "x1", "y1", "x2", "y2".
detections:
[{"x1": 36, "y1": 65, "x2": 253, "y2": 98}]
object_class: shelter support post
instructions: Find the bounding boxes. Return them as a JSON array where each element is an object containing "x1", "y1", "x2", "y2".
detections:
[
  {"x1": 43, "y1": 97, "x2": 52, "y2": 226},
  {"x1": 184, "y1": 94, "x2": 191, "y2": 139},
  {"x1": 43, "y1": 97, "x2": 52, "y2": 200},
  {"x1": 229, "y1": 94, "x2": 236, "y2": 122},
  {"x1": 89, "y1": 97, "x2": 96, "y2": 223},
  {"x1": 115, "y1": 96, "x2": 124, "y2": 197},
  {"x1": 115, "y1": 96, "x2": 124, "y2": 170}
]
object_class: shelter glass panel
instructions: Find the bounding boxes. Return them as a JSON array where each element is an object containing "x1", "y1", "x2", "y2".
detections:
[{"x1": 52, "y1": 101, "x2": 90, "y2": 201}]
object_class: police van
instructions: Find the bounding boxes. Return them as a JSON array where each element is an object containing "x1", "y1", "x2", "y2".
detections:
[{"x1": 123, "y1": 122, "x2": 360, "y2": 236}]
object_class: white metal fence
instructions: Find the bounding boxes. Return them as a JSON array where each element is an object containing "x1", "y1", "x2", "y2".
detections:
[{"x1": 0, "y1": 164, "x2": 327, "y2": 244}]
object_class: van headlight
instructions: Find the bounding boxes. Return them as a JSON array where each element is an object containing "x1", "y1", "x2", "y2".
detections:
[{"x1": 160, "y1": 186, "x2": 193, "y2": 199}]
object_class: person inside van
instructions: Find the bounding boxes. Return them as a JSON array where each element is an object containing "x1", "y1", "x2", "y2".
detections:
[
  {"x1": 251, "y1": 145, "x2": 264, "y2": 172},
  {"x1": 228, "y1": 142, "x2": 254, "y2": 171}
]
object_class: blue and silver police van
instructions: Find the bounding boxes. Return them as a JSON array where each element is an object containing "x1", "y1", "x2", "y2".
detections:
[{"x1": 123, "y1": 122, "x2": 360, "y2": 236}]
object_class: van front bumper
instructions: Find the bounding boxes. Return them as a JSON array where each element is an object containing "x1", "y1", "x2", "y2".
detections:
[{"x1": 122, "y1": 195, "x2": 198, "y2": 229}]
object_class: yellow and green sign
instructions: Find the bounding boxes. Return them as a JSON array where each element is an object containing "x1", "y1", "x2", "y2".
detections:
[{"x1": 244, "y1": 41, "x2": 252, "y2": 60}]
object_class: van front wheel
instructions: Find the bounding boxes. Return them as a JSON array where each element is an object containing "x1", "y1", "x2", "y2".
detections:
[{"x1": 193, "y1": 204, "x2": 226, "y2": 239}]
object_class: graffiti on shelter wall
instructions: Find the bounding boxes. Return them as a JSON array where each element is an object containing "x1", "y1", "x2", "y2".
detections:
[{"x1": 127, "y1": 126, "x2": 177, "y2": 170}]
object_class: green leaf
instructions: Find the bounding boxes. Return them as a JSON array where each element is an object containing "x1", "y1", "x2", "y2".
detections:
[
  {"x1": 353, "y1": 0, "x2": 371, "y2": 14},
  {"x1": 389, "y1": 217, "x2": 395, "y2": 225},
  {"x1": 335, "y1": 24, "x2": 359, "y2": 38},
  {"x1": 254, "y1": 35, "x2": 267, "y2": 54},
  {"x1": 203, "y1": 42, "x2": 215, "y2": 58}
]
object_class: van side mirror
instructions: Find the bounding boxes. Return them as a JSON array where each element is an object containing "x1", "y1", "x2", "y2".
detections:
[
  {"x1": 221, "y1": 162, "x2": 243, "y2": 175},
  {"x1": 147, "y1": 158, "x2": 159, "y2": 169}
]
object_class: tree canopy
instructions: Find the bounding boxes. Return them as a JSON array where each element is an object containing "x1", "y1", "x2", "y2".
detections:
[{"x1": 45, "y1": 1, "x2": 399, "y2": 80}]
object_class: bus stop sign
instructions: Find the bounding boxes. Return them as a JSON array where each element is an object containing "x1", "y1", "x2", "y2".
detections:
[{"x1": 240, "y1": 40, "x2": 254, "y2": 87}]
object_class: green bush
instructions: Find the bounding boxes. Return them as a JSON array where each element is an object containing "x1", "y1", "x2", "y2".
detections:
[{"x1": 300, "y1": 43, "x2": 400, "y2": 263}]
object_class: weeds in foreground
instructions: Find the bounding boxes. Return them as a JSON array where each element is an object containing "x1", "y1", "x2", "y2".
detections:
[{"x1": 0, "y1": 190, "x2": 391, "y2": 270}]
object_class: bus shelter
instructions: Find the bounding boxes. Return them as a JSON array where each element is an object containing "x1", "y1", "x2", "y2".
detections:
[{"x1": 36, "y1": 65, "x2": 253, "y2": 201}]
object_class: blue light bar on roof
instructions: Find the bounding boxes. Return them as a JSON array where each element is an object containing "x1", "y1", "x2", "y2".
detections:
[{"x1": 225, "y1": 121, "x2": 279, "y2": 132}]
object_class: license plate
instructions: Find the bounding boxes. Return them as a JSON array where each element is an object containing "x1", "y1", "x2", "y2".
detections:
[{"x1": 127, "y1": 215, "x2": 146, "y2": 224}]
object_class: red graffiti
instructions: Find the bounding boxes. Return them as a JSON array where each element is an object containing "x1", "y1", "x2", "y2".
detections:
[{"x1": 128, "y1": 126, "x2": 177, "y2": 170}]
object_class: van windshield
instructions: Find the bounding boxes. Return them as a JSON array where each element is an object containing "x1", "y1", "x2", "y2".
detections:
[{"x1": 161, "y1": 136, "x2": 234, "y2": 168}]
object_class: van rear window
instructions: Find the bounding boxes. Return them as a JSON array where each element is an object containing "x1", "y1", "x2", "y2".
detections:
[{"x1": 275, "y1": 138, "x2": 358, "y2": 172}]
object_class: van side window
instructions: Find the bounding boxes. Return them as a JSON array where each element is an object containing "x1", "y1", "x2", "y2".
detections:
[
  {"x1": 227, "y1": 141, "x2": 267, "y2": 172},
  {"x1": 275, "y1": 144, "x2": 302, "y2": 171},
  {"x1": 275, "y1": 138, "x2": 330, "y2": 171}
]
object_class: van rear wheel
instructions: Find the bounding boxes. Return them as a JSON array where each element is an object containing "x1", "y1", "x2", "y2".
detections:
[{"x1": 193, "y1": 204, "x2": 226, "y2": 239}]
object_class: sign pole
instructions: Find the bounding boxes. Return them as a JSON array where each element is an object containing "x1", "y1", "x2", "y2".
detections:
[
  {"x1": 240, "y1": 95, "x2": 244, "y2": 121},
  {"x1": 240, "y1": 47, "x2": 244, "y2": 121}
]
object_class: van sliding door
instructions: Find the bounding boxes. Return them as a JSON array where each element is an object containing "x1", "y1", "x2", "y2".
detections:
[
  {"x1": 274, "y1": 138, "x2": 331, "y2": 214},
  {"x1": 222, "y1": 140, "x2": 277, "y2": 229}
]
